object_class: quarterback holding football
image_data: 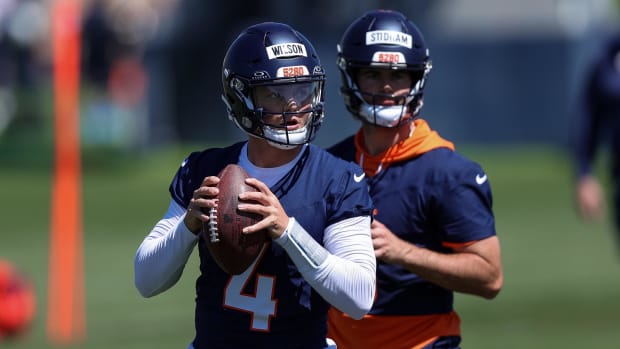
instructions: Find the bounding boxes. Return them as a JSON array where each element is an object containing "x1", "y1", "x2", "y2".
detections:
[{"x1": 134, "y1": 22, "x2": 376, "y2": 349}]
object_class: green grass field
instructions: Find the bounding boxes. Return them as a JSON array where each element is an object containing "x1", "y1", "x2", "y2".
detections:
[{"x1": 2, "y1": 144, "x2": 619, "y2": 348}]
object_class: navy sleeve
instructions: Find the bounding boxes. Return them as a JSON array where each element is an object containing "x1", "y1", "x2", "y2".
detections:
[
  {"x1": 168, "y1": 142, "x2": 245, "y2": 209},
  {"x1": 436, "y1": 161, "x2": 496, "y2": 244},
  {"x1": 169, "y1": 152, "x2": 201, "y2": 209},
  {"x1": 327, "y1": 160, "x2": 373, "y2": 226},
  {"x1": 574, "y1": 63, "x2": 603, "y2": 178}
]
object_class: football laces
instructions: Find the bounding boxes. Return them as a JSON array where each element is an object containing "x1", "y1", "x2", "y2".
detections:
[{"x1": 208, "y1": 207, "x2": 219, "y2": 242}]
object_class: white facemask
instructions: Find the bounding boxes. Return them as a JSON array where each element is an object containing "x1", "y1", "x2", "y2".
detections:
[
  {"x1": 358, "y1": 104, "x2": 408, "y2": 127},
  {"x1": 263, "y1": 125, "x2": 309, "y2": 150},
  {"x1": 357, "y1": 91, "x2": 415, "y2": 127}
]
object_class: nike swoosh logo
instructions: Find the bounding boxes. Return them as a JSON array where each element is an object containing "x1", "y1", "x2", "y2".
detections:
[
  {"x1": 475, "y1": 174, "x2": 488, "y2": 185},
  {"x1": 353, "y1": 173, "x2": 365, "y2": 183}
]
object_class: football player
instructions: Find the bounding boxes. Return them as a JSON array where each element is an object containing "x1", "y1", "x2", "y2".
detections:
[
  {"x1": 574, "y1": 33, "x2": 620, "y2": 249},
  {"x1": 134, "y1": 22, "x2": 376, "y2": 349},
  {"x1": 326, "y1": 10, "x2": 503, "y2": 349}
]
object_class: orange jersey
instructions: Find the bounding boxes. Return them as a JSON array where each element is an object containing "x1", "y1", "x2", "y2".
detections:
[{"x1": 327, "y1": 308, "x2": 460, "y2": 349}]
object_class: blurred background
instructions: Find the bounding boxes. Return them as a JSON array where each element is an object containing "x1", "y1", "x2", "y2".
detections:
[
  {"x1": 1, "y1": 0, "x2": 616, "y2": 149},
  {"x1": 1, "y1": 0, "x2": 620, "y2": 348}
]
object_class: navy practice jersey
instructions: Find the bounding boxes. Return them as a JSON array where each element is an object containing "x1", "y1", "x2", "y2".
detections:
[
  {"x1": 329, "y1": 136, "x2": 496, "y2": 316},
  {"x1": 169, "y1": 142, "x2": 372, "y2": 349}
]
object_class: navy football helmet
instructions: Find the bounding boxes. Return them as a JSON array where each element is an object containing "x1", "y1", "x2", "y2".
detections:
[
  {"x1": 338, "y1": 10, "x2": 432, "y2": 127},
  {"x1": 221, "y1": 22, "x2": 325, "y2": 149}
]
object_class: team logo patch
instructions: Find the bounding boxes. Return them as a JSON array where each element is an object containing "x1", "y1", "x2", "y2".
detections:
[
  {"x1": 366, "y1": 30, "x2": 412, "y2": 49},
  {"x1": 266, "y1": 43, "x2": 307, "y2": 59},
  {"x1": 276, "y1": 65, "x2": 309, "y2": 78},
  {"x1": 371, "y1": 51, "x2": 407, "y2": 64}
]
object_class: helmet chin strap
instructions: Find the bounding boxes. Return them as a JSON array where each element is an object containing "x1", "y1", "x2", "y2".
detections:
[
  {"x1": 267, "y1": 141, "x2": 300, "y2": 150},
  {"x1": 354, "y1": 87, "x2": 416, "y2": 127},
  {"x1": 247, "y1": 133, "x2": 300, "y2": 150},
  {"x1": 359, "y1": 104, "x2": 408, "y2": 127},
  {"x1": 263, "y1": 125, "x2": 309, "y2": 149}
]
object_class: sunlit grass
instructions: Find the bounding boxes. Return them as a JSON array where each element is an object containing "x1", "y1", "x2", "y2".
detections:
[{"x1": 2, "y1": 144, "x2": 619, "y2": 348}]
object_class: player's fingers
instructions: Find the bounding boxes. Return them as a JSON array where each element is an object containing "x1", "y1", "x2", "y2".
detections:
[
  {"x1": 245, "y1": 216, "x2": 286, "y2": 238},
  {"x1": 371, "y1": 219, "x2": 384, "y2": 229},
  {"x1": 239, "y1": 203, "x2": 286, "y2": 236},
  {"x1": 240, "y1": 185, "x2": 282, "y2": 209},
  {"x1": 238, "y1": 201, "x2": 269, "y2": 218},
  {"x1": 241, "y1": 213, "x2": 271, "y2": 234},
  {"x1": 244, "y1": 177, "x2": 270, "y2": 193},
  {"x1": 243, "y1": 220, "x2": 269, "y2": 235},
  {"x1": 238, "y1": 191, "x2": 268, "y2": 206},
  {"x1": 189, "y1": 196, "x2": 218, "y2": 217},
  {"x1": 202, "y1": 175, "x2": 220, "y2": 186},
  {"x1": 186, "y1": 204, "x2": 200, "y2": 218},
  {"x1": 194, "y1": 185, "x2": 219, "y2": 199},
  {"x1": 373, "y1": 245, "x2": 385, "y2": 259},
  {"x1": 580, "y1": 201, "x2": 603, "y2": 221},
  {"x1": 192, "y1": 196, "x2": 214, "y2": 209},
  {"x1": 240, "y1": 195, "x2": 287, "y2": 224},
  {"x1": 370, "y1": 229, "x2": 379, "y2": 239}
]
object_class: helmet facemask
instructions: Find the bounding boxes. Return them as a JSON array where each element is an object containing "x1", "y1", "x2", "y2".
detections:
[
  {"x1": 340, "y1": 58, "x2": 431, "y2": 128},
  {"x1": 253, "y1": 80, "x2": 324, "y2": 149},
  {"x1": 223, "y1": 73, "x2": 325, "y2": 149}
]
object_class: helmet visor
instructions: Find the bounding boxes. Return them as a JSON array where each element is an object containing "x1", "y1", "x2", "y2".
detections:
[{"x1": 252, "y1": 82, "x2": 320, "y2": 113}]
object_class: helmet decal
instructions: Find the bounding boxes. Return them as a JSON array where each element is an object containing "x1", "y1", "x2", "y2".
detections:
[
  {"x1": 371, "y1": 51, "x2": 407, "y2": 64},
  {"x1": 252, "y1": 71, "x2": 270, "y2": 80},
  {"x1": 366, "y1": 30, "x2": 412, "y2": 48},
  {"x1": 277, "y1": 65, "x2": 310, "y2": 78},
  {"x1": 266, "y1": 43, "x2": 308, "y2": 59}
]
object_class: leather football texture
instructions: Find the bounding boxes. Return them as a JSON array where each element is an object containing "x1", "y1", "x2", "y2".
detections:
[{"x1": 205, "y1": 164, "x2": 267, "y2": 274}]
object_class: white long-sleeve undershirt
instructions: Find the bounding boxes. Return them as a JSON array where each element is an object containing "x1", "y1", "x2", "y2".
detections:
[
  {"x1": 134, "y1": 200, "x2": 199, "y2": 298},
  {"x1": 276, "y1": 216, "x2": 376, "y2": 319},
  {"x1": 134, "y1": 200, "x2": 376, "y2": 318}
]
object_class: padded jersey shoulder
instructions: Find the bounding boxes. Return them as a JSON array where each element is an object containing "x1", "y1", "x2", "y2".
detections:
[{"x1": 168, "y1": 142, "x2": 245, "y2": 208}]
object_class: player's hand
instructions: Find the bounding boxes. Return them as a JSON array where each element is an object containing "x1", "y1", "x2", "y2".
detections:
[
  {"x1": 238, "y1": 177, "x2": 289, "y2": 239},
  {"x1": 184, "y1": 176, "x2": 220, "y2": 234},
  {"x1": 576, "y1": 175, "x2": 605, "y2": 222},
  {"x1": 371, "y1": 219, "x2": 412, "y2": 264}
]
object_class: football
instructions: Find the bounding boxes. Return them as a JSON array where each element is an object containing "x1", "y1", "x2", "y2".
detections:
[{"x1": 205, "y1": 164, "x2": 267, "y2": 275}]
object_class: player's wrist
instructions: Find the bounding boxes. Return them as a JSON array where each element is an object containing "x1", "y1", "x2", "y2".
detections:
[
  {"x1": 272, "y1": 217, "x2": 294, "y2": 240},
  {"x1": 275, "y1": 218, "x2": 327, "y2": 270},
  {"x1": 183, "y1": 216, "x2": 202, "y2": 235}
]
